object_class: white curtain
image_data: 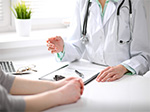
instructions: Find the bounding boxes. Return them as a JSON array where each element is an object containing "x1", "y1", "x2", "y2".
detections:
[{"x1": 0, "y1": 0, "x2": 10, "y2": 28}]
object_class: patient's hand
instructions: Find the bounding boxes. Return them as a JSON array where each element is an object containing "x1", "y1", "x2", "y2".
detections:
[
  {"x1": 54, "y1": 77, "x2": 84, "y2": 95},
  {"x1": 55, "y1": 78, "x2": 84, "y2": 105}
]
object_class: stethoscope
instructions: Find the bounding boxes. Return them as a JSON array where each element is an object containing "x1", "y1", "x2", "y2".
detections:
[{"x1": 80, "y1": 0, "x2": 133, "y2": 45}]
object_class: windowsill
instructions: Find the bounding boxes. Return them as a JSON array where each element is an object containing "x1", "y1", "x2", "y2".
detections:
[{"x1": 0, "y1": 28, "x2": 68, "y2": 49}]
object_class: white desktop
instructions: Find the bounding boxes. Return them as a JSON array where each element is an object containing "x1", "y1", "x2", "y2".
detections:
[
  {"x1": 9, "y1": 56, "x2": 150, "y2": 112},
  {"x1": 0, "y1": 33, "x2": 150, "y2": 112}
]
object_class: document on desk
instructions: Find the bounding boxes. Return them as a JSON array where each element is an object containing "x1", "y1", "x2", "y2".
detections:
[{"x1": 40, "y1": 59, "x2": 106, "y2": 85}]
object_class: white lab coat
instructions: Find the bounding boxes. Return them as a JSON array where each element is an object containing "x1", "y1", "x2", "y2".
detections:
[{"x1": 60, "y1": 0, "x2": 150, "y2": 75}]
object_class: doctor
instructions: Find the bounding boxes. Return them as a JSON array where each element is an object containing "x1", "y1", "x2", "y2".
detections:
[{"x1": 47, "y1": 0, "x2": 150, "y2": 82}]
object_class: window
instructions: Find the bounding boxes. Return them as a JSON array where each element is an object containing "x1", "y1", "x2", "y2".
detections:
[
  {"x1": 0, "y1": 0, "x2": 11, "y2": 32},
  {"x1": 23, "y1": 0, "x2": 75, "y2": 29},
  {"x1": 0, "y1": 0, "x2": 76, "y2": 32}
]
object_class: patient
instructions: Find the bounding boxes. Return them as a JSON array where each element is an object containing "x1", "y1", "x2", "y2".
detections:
[{"x1": 0, "y1": 66, "x2": 84, "y2": 111}]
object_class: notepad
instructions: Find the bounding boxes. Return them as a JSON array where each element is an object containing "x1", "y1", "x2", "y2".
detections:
[{"x1": 39, "y1": 59, "x2": 106, "y2": 85}]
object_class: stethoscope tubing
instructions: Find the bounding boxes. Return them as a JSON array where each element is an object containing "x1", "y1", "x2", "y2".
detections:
[
  {"x1": 82, "y1": 0, "x2": 92, "y2": 36},
  {"x1": 117, "y1": 0, "x2": 132, "y2": 44}
]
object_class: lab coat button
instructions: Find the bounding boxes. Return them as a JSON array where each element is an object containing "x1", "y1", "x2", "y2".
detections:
[{"x1": 119, "y1": 40, "x2": 123, "y2": 43}]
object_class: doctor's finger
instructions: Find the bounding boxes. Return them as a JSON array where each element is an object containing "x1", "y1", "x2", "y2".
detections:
[
  {"x1": 47, "y1": 37, "x2": 53, "y2": 42},
  {"x1": 101, "y1": 73, "x2": 115, "y2": 82},
  {"x1": 96, "y1": 70, "x2": 112, "y2": 82},
  {"x1": 47, "y1": 37, "x2": 57, "y2": 43},
  {"x1": 100, "y1": 67, "x2": 111, "y2": 75},
  {"x1": 55, "y1": 36, "x2": 62, "y2": 41},
  {"x1": 51, "y1": 49, "x2": 58, "y2": 53},
  {"x1": 47, "y1": 43, "x2": 55, "y2": 48},
  {"x1": 107, "y1": 75, "x2": 122, "y2": 82},
  {"x1": 48, "y1": 36, "x2": 61, "y2": 42},
  {"x1": 47, "y1": 45, "x2": 57, "y2": 51},
  {"x1": 96, "y1": 67, "x2": 111, "y2": 80},
  {"x1": 48, "y1": 47, "x2": 57, "y2": 52}
]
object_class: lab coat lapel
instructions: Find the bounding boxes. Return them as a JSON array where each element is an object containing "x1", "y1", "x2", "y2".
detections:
[
  {"x1": 80, "y1": 0, "x2": 101, "y2": 30},
  {"x1": 103, "y1": 1, "x2": 116, "y2": 26},
  {"x1": 89, "y1": 0, "x2": 103, "y2": 31}
]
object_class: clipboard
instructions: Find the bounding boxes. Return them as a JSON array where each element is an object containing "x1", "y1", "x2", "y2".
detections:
[{"x1": 39, "y1": 60, "x2": 106, "y2": 85}]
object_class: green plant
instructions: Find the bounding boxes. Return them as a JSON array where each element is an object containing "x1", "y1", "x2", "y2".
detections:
[{"x1": 11, "y1": 1, "x2": 32, "y2": 19}]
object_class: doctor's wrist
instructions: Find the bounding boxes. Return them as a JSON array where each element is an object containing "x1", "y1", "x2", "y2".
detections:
[{"x1": 118, "y1": 64, "x2": 129, "y2": 74}]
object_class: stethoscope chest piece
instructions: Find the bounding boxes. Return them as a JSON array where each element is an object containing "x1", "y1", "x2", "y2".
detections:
[{"x1": 80, "y1": 35, "x2": 89, "y2": 44}]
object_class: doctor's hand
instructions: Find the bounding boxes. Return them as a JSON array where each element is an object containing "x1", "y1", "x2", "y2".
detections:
[
  {"x1": 96, "y1": 65, "x2": 128, "y2": 82},
  {"x1": 47, "y1": 36, "x2": 64, "y2": 53}
]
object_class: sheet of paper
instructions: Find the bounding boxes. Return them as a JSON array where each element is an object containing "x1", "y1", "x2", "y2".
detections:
[{"x1": 43, "y1": 59, "x2": 106, "y2": 82}]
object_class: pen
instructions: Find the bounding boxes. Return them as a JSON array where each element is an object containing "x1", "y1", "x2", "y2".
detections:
[
  {"x1": 39, "y1": 64, "x2": 69, "y2": 80},
  {"x1": 84, "y1": 72, "x2": 99, "y2": 86},
  {"x1": 75, "y1": 70, "x2": 84, "y2": 78}
]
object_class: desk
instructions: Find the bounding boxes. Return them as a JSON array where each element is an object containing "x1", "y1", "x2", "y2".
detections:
[
  {"x1": 45, "y1": 75, "x2": 150, "y2": 112},
  {"x1": 10, "y1": 56, "x2": 150, "y2": 112}
]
